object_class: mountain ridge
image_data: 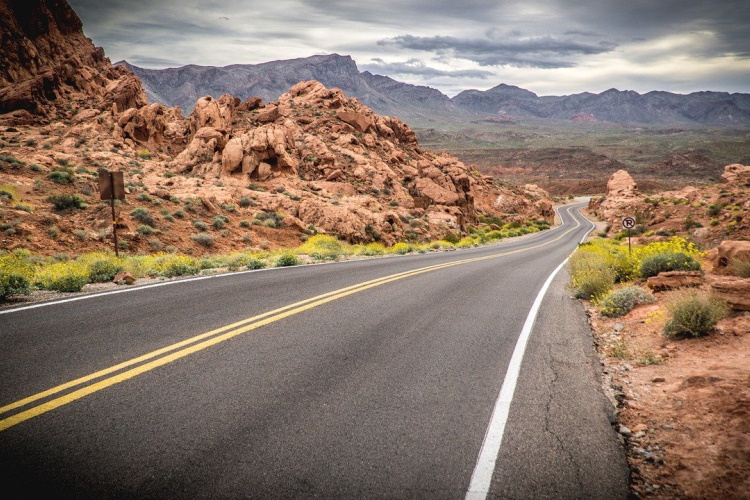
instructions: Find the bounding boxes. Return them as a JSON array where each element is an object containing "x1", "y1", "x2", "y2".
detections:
[{"x1": 120, "y1": 54, "x2": 750, "y2": 126}]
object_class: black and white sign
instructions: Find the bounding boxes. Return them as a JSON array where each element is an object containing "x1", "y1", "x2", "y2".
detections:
[{"x1": 621, "y1": 216, "x2": 636, "y2": 229}]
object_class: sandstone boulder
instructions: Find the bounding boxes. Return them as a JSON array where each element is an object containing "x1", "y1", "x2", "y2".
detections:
[
  {"x1": 646, "y1": 271, "x2": 703, "y2": 291},
  {"x1": 721, "y1": 163, "x2": 750, "y2": 185},
  {"x1": 709, "y1": 276, "x2": 750, "y2": 311},
  {"x1": 711, "y1": 240, "x2": 750, "y2": 275}
]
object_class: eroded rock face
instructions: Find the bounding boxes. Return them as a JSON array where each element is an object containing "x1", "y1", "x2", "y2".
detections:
[
  {"x1": 710, "y1": 240, "x2": 750, "y2": 275},
  {"x1": 709, "y1": 276, "x2": 750, "y2": 311},
  {"x1": 0, "y1": 0, "x2": 147, "y2": 122},
  {"x1": 721, "y1": 163, "x2": 750, "y2": 185},
  {"x1": 588, "y1": 169, "x2": 647, "y2": 232},
  {"x1": 646, "y1": 271, "x2": 703, "y2": 291}
]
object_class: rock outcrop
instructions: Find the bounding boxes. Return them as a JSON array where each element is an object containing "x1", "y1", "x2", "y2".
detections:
[
  {"x1": 0, "y1": 0, "x2": 147, "y2": 122},
  {"x1": 588, "y1": 169, "x2": 647, "y2": 231},
  {"x1": 710, "y1": 240, "x2": 750, "y2": 275},
  {"x1": 709, "y1": 276, "x2": 750, "y2": 311},
  {"x1": 721, "y1": 163, "x2": 750, "y2": 185}
]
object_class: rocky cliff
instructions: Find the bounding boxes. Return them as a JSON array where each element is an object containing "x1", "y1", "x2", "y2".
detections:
[{"x1": 0, "y1": 0, "x2": 146, "y2": 123}]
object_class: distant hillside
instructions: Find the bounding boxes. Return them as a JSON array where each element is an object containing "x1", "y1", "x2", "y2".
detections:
[
  {"x1": 118, "y1": 55, "x2": 463, "y2": 122},
  {"x1": 122, "y1": 54, "x2": 750, "y2": 127},
  {"x1": 453, "y1": 85, "x2": 750, "y2": 126}
]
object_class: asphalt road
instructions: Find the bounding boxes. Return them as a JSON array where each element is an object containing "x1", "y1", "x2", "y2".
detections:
[{"x1": 0, "y1": 203, "x2": 629, "y2": 499}]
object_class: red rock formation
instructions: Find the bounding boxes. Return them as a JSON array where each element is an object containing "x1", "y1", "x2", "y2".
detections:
[{"x1": 0, "y1": 0, "x2": 147, "y2": 122}]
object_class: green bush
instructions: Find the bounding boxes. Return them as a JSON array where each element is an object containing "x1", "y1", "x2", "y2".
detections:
[
  {"x1": 0, "y1": 253, "x2": 34, "y2": 299},
  {"x1": 34, "y1": 261, "x2": 89, "y2": 292},
  {"x1": 87, "y1": 258, "x2": 124, "y2": 283},
  {"x1": 568, "y1": 249, "x2": 615, "y2": 300},
  {"x1": 48, "y1": 194, "x2": 86, "y2": 210},
  {"x1": 664, "y1": 291, "x2": 728, "y2": 338},
  {"x1": 193, "y1": 219, "x2": 208, "y2": 231},
  {"x1": 274, "y1": 252, "x2": 299, "y2": 267},
  {"x1": 639, "y1": 252, "x2": 701, "y2": 278},
  {"x1": 246, "y1": 258, "x2": 266, "y2": 270},
  {"x1": 46, "y1": 167, "x2": 74, "y2": 184},
  {"x1": 155, "y1": 255, "x2": 199, "y2": 277},
  {"x1": 390, "y1": 242, "x2": 413, "y2": 255},
  {"x1": 191, "y1": 233, "x2": 214, "y2": 247},
  {"x1": 598, "y1": 286, "x2": 656, "y2": 317},
  {"x1": 137, "y1": 225, "x2": 154, "y2": 236},
  {"x1": 212, "y1": 215, "x2": 229, "y2": 230},
  {"x1": 296, "y1": 234, "x2": 346, "y2": 261},
  {"x1": 130, "y1": 208, "x2": 154, "y2": 226}
]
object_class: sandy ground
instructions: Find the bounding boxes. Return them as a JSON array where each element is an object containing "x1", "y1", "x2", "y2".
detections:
[{"x1": 587, "y1": 289, "x2": 750, "y2": 500}]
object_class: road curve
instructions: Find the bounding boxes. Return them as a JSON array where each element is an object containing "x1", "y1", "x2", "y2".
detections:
[{"x1": 0, "y1": 203, "x2": 629, "y2": 499}]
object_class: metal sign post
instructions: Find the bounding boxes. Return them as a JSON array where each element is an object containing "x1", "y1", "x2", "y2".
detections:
[
  {"x1": 622, "y1": 216, "x2": 636, "y2": 254},
  {"x1": 98, "y1": 169, "x2": 126, "y2": 257}
]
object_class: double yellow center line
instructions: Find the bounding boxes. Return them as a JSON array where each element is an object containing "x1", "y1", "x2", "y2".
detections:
[{"x1": 0, "y1": 219, "x2": 581, "y2": 432}]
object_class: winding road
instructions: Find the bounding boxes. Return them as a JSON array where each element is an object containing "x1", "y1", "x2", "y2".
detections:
[{"x1": 0, "y1": 203, "x2": 629, "y2": 499}]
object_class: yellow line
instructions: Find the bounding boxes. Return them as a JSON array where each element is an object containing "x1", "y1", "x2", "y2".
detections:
[{"x1": 0, "y1": 217, "x2": 581, "y2": 432}]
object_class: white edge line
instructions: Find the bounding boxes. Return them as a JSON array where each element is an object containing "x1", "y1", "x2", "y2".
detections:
[{"x1": 465, "y1": 206, "x2": 594, "y2": 500}]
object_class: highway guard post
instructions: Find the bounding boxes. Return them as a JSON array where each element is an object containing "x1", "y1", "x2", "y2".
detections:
[{"x1": 98, "y1": 169, "x2": 125, "y2": 257}]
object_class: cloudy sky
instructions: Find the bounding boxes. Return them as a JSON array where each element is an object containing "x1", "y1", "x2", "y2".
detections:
[{"x1": 67, "y1": 0, "x2": 750, "y2": 97}]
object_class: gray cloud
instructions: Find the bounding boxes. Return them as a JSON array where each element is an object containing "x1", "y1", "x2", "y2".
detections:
[
  {"x1": 361, "y1": 59, "x2": 495, "y2": 79},
  {"x1": 66, "y1": 0, "x2": 750, "y2": 95},
  {"x1": 378, "y1": 34, "x2": 617, "y2": 68}
]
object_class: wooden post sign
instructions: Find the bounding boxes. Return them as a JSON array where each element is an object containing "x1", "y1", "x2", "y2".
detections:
[{"x1": 98, "y1": 169, "x2": 125, "y2": 257}]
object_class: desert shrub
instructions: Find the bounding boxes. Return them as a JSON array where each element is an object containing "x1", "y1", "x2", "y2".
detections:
[
  {"x1": 212, "y1": 215, "x2": 229, "y2": 229},
  {"x1": 296, "y1": 234, "x2": 347, "y2": 261},
  {"x1": 137, "y1": 225, "x2": 154, "y2": 236},
  {"x1": 639, "y1": 252, "x2": 701, "y2": 278},
  {"x1": 130, "y1": 207, "x2": 154, "y2": 226},
  {"x1": 34, "y1": 261, "x2": 89, "y2": 292},
  {"x1": 730, "y1": 258, "x2": 750, "y2": 278},
  {"x1": 598, "y1": 286, "x2": 656, "y2": 317},
  {"x1": 568, "y1": 247, "x2": 615, "y2": 300},
  {"x1": 46, "y1": 167, "x2": 74, "y2": 184},
  {"x1": 193, "y1": 219, "x2": 208, "y2": 231},
  {"x1": 274, "y1": 252, "x2": 299, "y2": 267},
  {"x1": 360, "y1": 242, "x2": 386, "y2": 256},
  {"x1": 239, "y1": 220, "x2": 250, "y2": 228},
  {"x1": 224, "y1": 253, "x2": 253, "y2": 271},
  {"x1": 80, "y1": 253, "x2": 124, "y2": 282},
  {"x1": 484, "y1": 230, "x2": 505, "y2": 241},
  {"x1": 246, "y1": 258, "x2": 266, "y2": 270},
  {"x1": 238, "y1": 196, "x2": 252, "y2": 208},
  {"x1": 191, "y1": 233, "x2": 214, "y2": 247},
  {"x1": 255, "y1": 211, "x2": 284, "y2": 229},
  {"x1": 390, "y1": 242, "x2": 413, "y2": 255},
  {"x1": 154, "y1": 254, "x2": 199, "y2": 277},
  {"x1": 456, "y1": 236, "x2": 478, "y2": 248},
  {"x1": 0, "y1": 184, "x2": 19, "y2": 201},
  {"x1": 172, "y1": 209, "x2": 186, "y2": 219},
  {"x1": 442, "y1": 231, "x2": 460, "y2": 244},
  {"x1": 47, "y1": 193, "x2": 86, "y2": 211},
  {"x1": 0, "y1": 253, "x2": 34, "y2": 299},
  {"x1": 663, "y1": 291, "x2": 728, "y2": 338}
]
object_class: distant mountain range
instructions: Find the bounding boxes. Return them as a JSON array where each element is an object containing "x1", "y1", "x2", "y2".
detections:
[{"x1": 120, "y1": 54, "x2": 750, "y2": 127}]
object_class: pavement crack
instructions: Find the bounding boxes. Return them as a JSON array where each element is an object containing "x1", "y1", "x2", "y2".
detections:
[{"x1": 544, "y1": 343, "x2": 586, "y2": 494}]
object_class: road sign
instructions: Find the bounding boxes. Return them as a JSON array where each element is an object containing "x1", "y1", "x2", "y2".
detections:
[
  {"x1": 98, "y1": 169, "x2": 125, "y2": 201},
  {"x1": 622, "y1": 216, "x2": 636, "y2": 230},
  {"x1": 98, "y1": 169, "x2": 126, "y2": 257}
]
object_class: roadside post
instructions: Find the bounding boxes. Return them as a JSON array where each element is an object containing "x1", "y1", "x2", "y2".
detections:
[
  {"x1": 622, "y1": 216, "x2": 636, "y2": 254},
  {"x1": 98, "y1": 169, "x2": 126, "y2": 257}
]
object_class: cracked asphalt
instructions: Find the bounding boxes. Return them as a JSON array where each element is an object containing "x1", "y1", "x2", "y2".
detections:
[{"x1": 0, "y1": 204, "x2": 629, "y2": 498}]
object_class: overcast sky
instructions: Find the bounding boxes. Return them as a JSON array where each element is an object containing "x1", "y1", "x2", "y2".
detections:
[{"x1": 67, "y1": 0, "x2": 750, "y2": 97}]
